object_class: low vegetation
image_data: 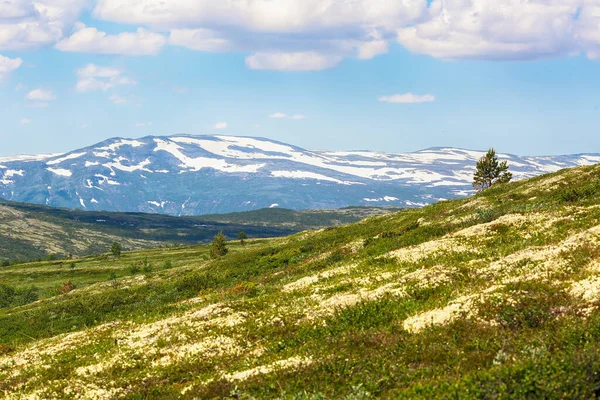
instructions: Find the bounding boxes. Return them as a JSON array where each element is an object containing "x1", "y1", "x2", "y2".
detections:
[{"x1": 1, "y1": 164, "x2": 600, "y2": 398}]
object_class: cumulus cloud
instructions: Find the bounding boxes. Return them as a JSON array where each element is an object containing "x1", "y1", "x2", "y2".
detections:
[
  {"x1": 93, "y1": 0, "x2": 427, "y2": 33},
  {"x1": 89, "y1": 0, "x2": 600, "y2": 66},
  {"x1": 576, "y1": 4, "x2": 600, "y2": 60},
  {"x1": 56, "y1": 23, "x2": 166, "y2": 55},
  {"x1": 2, "y1": 0, "x2": 594, "y2": 69},
  {"x1": 247, "y1": 52, "x2": 343, "y2": 71},
  {"x1": 76, "y1": 64, "x2": 137, "y2": 93},
  {"x1": 396, "y1": 0, "x2": 583, "y2": 61},
  {"x1": 357, "y1": 39, "x2": 389, "y2": 60},
  {"x1": 379, "y1": 93, "x2": 435, "y2": 104},
  {"x1": 0, "y1": 55, "x2": 23, "y2": 81},
  {"x1": 214, "y1": 122, "x2": 228, "y2": 130},
  {"x1": 0, "y1": 0, "x2": 87, "y2": 51},
  {"x1": 92, "y1": 0, "x2": 428, "y2": 70},
  {"x1": 25, "y1": 89, "x2": 56, "y2": 101}
]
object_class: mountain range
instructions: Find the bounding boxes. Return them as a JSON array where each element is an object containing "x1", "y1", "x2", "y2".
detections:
[{"x1": 1, "y1": 134, "x2": 599, "y2": 215}]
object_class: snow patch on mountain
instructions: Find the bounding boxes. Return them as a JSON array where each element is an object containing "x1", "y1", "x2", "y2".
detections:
[
  {"x1": 47, "y1": 152, "x2": 87, "y2": 166},
  {"x1": 103, "y1": 158, "x2": 153, "y2": 173},
  {"x1": 94, "y1": 174, "x2": 120, "y2": 185},
  {"x1": 154, "y1": 139, "x2": 265, "y2": 173},
  {"x1": 363, "y1": 196, "x2": 399, "y2": 202},
  {"x1": 1, "y1": 169, "x2": 24, "y2": 185},
  {"x1": 271, "y1": 170, "x2": 363, "y2": 185},
  {"x1": 47, "y1": 168, "x2": 72, "y2": 177},
  {"x1": 0, "y1": 153, "x2": 62, "y2": 163},
  {"x1": 97, "y1": 139, "x2": 145, "y2": 152}
]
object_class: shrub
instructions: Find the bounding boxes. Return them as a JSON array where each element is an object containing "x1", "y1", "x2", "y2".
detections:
[
  {"x1": 177, "y1": 272, "x2": 219, "y2": 294},
  {"x1": 57, "y1": 280, "x2": 76, "y2": 295},
  {"x1": 0, "y1": 284, "x2": 39, "y2": 308},
  {"x1": 476, "y1": 208, "x2": 501, "y2": 223},
  {"x1": 111, "y1": 242, "x2": 122, "y2": 258},
  {"x1": 238, "y1": 231, "x2": 248, "y2": 246},
  {"x1": 162, "y1": 260, "x2": 173, "y2": 270}
]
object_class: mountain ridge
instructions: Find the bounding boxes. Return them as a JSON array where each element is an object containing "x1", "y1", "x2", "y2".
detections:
[{"x1": 1, "y1": 134, "x2": 599, "y2": 215}]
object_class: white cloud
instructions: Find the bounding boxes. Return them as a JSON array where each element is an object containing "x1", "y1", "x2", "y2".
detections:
[
  {"x1": 214, "y1": 122, "x2": 228, "y2": 130},
  {"x1": 269, "y1": 112, "x2": 307, "y2": 120},
  {"x1": 246, "y1": 52, "x2": 343, "y2": 71},
  {"x1": 20, "y1": 118, "x2": 31, "y2": 125},
  {"x1": 135, "y1": 121, "x2": 152, "y2": 127},
  {"x1": 357, "y1": 40, "x2": 389, "y2": 60},
  {"x1": 93, "y1": 0, "x2": 428, "y2": 69},
  {"x1": 0, "y1": 55, "x2": 22, "y2": 81},
  {"x1": 80, "y1": 123, "x2": 88, "y2": 129},
  {"x1": 379, "y1": 93, "x2": 435, "y2": 104},
  {"x1": 576, "y1": 4, "x2": 600, "y2": 60},
  {"x1": 396, "y1": 0, "x2": 583, "y2": 61},
  {"x1": 93, "y1": 0, "x2": 427, "y2": 33},
  {"x1": 25, "y1": 89, "x2": 56, "y2": 102},
  {"x1": 90, "y1": 0, "x2": 600, "y2": 65},
  {"x1": 56, "y1": 23, "x2": 166, "y2": 55},
  {"x1": 0, "y1": 0, "x2": 87, "y2": 51},
  {"x1": 76, "y1": 64, "x2": 137, "y2": 93},
  {"x1": 169, "y1": 29, "x2": 232, "y2": 52}
]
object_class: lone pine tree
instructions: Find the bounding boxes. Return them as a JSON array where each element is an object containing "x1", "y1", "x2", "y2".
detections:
[
  {"x1": 473, "y1": 148, "x2": 512, "y2": 192},
  {"x1": 210, "y1": 231, "x2": 228, "y2": 259}
]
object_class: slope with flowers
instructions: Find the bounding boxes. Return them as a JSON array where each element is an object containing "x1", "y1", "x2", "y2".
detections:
[{"x1": 2, "y1": 163, "x2": 600, "y2": 398}]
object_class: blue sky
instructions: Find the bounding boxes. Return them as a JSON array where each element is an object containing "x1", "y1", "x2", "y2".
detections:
[{"x1": 1, "y1": 0, "x2": 599, "y2": 157}]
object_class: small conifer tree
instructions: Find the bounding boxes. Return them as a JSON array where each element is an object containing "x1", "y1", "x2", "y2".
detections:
[
  {"x1": 238, "y1": 231, "x2": 248, "y2": 246},
  {"x1": 110, "y1": 241, "x2": 122, "y2": 258},
  {"x1": 210, "y1": 231, "x2": 228, "y2": 259},
  {"x1": 473, "y1": 148, "x2": 512, "y2": 192}
]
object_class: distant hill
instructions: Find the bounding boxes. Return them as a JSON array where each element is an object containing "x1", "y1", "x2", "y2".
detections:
[
  {"x1": 200, "y1": 206, "x2": 402, "y2": 230},
  {"x1": 0, "y1": 199, "x2": 399, "y2": 262},
  {"x1": 2, "y1": 163, "x2": 600, "y2": 398},
  {"x1": 2, "y1": 134, "x2": 598, "y2": 215}
]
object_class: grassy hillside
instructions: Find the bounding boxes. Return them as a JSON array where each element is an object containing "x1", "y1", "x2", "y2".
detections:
[
  {"x1": 2, "y1": 164, "x2": 600, "y2": 398},
  {"x1": 0, "y1": 201, "x2": 397, "y2": 263},
  {"x1": 200, "y1": 206, "x2": 403, "y2": 230}
]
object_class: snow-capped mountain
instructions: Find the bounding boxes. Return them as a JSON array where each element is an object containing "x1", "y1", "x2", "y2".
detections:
[{"x1": 0, "y1": 135, "x2": 598, "y2": 215}]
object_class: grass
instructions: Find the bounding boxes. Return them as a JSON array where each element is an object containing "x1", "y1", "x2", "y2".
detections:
[{"x1": 1, "y1": 164, "x2": 600, "y2": 398}]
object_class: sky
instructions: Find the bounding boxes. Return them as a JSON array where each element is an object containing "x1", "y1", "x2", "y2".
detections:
[{"x1": 0, "y1": 0, "x2": 599, "y2": 157}]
